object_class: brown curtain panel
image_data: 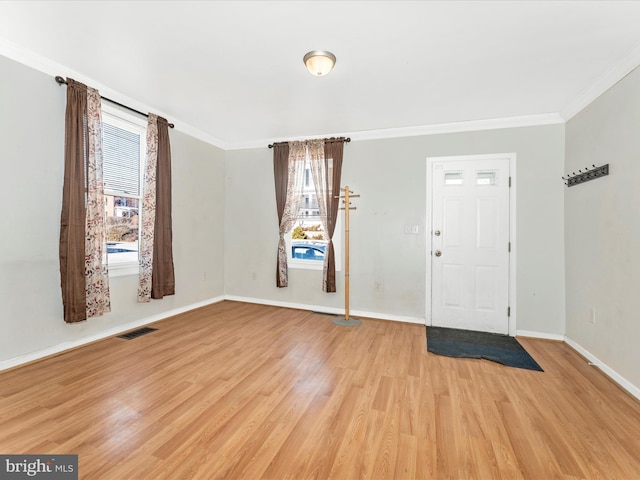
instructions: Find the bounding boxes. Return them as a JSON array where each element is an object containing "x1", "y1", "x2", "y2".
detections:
[
  {"x1": 59, "y1": 79, "x2": 88, "y2": 323},
  {"x1": 323, "y1": 139, "x2": 344, "y2": 292},
  {"x1": 151, "y1": 117, "x2": 175, "y2": 299},
  {"x1": 273, "y1": 143, "x2": 289, "y2": 286}
]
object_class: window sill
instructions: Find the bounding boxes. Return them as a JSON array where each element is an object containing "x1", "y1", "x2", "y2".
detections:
[
  {"x1": 109, "y1": 263, "x2": 139, "y2": 277},
  {"x1": 288, "y1": 259, "x2": 342, "y2": 272},
  {"x1": 288, "y1": 259, "x2": 323, "y2": 270}
]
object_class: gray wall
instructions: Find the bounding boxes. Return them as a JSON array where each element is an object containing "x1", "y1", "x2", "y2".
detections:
[
  {"x1": 3, "y1": 45, "x2": 638, "y2": 392},
  {"x1": 225, "y1": 124, "x2": 566, "y2": 335},
  {"x1": 0, "y1": 55, "x2": 225, "y2": 364},
  {"x1": 565, "y1": 66, "x2": 640, "y2": 388}
]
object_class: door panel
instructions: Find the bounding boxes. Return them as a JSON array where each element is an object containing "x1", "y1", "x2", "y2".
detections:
[
  {"x1": 442, "y1": 264, "x2": 463, "y2": 307},
  {"x1": 474, "y1": 265, "x2": 496, "y2": 310},
  {"x1": 431, "y1": 157, "x2": 510, "y2": 334},
  {"x1": 476, "y1": 198, "x2": 497, "y2": 249},
  {"x1": 443, "y1": 199, "x2": 462, "y2": 247}
]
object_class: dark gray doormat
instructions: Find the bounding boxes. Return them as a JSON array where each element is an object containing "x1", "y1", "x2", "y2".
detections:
[{"x1": 426, "y1": 326, "x2": 543, "y2": 372}]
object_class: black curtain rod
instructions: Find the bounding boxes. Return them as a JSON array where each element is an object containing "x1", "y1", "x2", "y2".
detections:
[
  {"x1": 268, "y1": 137, "x2": 351, "y2": 149},
  {"x1": 55, "y1": 76, "x2": 175, "y2": 129}
]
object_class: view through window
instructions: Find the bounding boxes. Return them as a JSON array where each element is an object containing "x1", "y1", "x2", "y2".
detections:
[{"x1": 289, "y1": 159, "x2": 339, "y2": 267}]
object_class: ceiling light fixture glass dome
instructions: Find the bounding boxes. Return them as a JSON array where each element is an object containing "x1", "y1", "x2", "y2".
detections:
[{"x1": 303, "y1": 50, "x2": 336, "y2": 76}]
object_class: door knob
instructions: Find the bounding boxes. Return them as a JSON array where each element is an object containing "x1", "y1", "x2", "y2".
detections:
[
  {"x1": 434, "y1": 250, "x2": 442, "y2": 257},
  {"x1": 434, "y1": 230, "x2": 441, "y2": 236}
]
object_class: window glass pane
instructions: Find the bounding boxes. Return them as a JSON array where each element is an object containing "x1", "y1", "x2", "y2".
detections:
[
  {"x1": 291, "y1": 218, "x2": 326, "y2": 262},
  {"x1": 103, "y1": 122, "x2": 140, "y2": 196},
  {"x1": 101, "y1": 111, "x2": 143, "y2": 272},
  {"x1": 105, "y1": 195, "x2": 139, "y2": 264},
  {"x1": 291, "y1": 242, "x2": 326, "y2": 261},
  {"x1": 444, "y1": 171, "x2": 464, "y2": 185},
  {"x1": 476, "y1": 171, "x2": 497, "y2": 185},
  {"x1": 289, "y1": 162, "x2": 327, "y2": 262},
  {"x1": 287, "y1": 159, "x2": 343, "y2": 270}
]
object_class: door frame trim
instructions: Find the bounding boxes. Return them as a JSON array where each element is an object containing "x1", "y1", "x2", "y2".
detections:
[{"x1": 425, "y1": 153, "x2": 517, "y2": 336}]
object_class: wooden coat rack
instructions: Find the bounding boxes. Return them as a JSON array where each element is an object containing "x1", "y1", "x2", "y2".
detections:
[{"x1": 333, "y1": 186, "x2": 361, "y2": 327}]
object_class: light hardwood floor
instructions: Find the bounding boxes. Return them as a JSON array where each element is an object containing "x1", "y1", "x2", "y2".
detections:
[{"x1": 0, "y1": 301, "x2": 638, "y2": 479}]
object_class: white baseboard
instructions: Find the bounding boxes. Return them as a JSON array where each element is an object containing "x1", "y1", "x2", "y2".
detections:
[
  {"x1": 224, "y1": 295, "x2": 425, "y2": 325},
  {"x1": 516, "y1": 331, "x2": 638, "y2": 401},
  {"x1": 564, "y1": 336, "x2": 640, "y2": 401},
  {"x1": 1, "y1": 294, "x2": 421, "y2": 373},
  {"x1": 0, "y1": 295, "x2": 226, "y2": 373},
  {"x1": 516, "y1": 330, "x2": 565, "y2": 341},
  {"x1": 4, "y1": 295, "x2": 638, "y2": 403}
]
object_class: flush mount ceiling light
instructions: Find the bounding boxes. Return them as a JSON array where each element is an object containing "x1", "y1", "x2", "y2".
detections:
[{"x1": 303, "y1": 50, "x2": 336, "y2": 76}]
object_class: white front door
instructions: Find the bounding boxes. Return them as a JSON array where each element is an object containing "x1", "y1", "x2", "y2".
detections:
[{"x1": 430, "y1": 156, "x2": 511, "y2": 334}]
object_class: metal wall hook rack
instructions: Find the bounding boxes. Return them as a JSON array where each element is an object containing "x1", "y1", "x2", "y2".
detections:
[{"x1": 562, "y1": 164, "x2": 609, "y2": 187}]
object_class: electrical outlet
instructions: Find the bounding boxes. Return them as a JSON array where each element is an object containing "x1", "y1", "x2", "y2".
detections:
[
  {"x1": 404, "y1": 224, "x2": 419, "y2": 234},
  {"x1": 374, "y1": 281, "x2": 383, "y2": 291}
]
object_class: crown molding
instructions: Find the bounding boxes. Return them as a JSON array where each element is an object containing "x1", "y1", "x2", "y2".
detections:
[
  {"x1": 345, "y1": 113, "x2": 565, "y2": 143},
  {"x1": 0, "y1": 36, "x2": 229, "y2": 150},
  {"x1": 226, "y1": 113, "x2": 565, "y2": 150},
  {"x1": 15, "y1": 31, "x2": 640, "y2": 152},
  {"x1": 561, "y1": 41, "x2": 640, "y2": 121}
]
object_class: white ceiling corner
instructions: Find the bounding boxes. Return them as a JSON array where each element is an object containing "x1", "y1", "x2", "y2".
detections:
[{"x1": 560, "y1": 40, "x2": 640, "y2": 121}]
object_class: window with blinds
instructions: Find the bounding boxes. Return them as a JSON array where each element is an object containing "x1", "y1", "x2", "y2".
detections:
[
  {"x1": 102, "y1": 108, "x2": 145, "y2": 272},
  {"x1": 103, "y1": 122, "x2": 140, "y2": 196}
]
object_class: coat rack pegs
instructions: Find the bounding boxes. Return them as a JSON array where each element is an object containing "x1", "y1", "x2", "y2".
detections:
[{"x1": 562, "y1": 164, "x2": 609, "y2": 187}]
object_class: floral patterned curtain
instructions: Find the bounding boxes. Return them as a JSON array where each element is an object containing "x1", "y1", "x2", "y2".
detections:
[
  {"x1": 59, "y1": 78, "x2": 110, "y2": 322},
  {"x1": 138, "y1": 114, "x2": 175, "y2": 302},
  {"x1": 309, "y1": 138, "x2": 345, "y2": 293},
  {"x1": 275, "y1": 141, "x2": 306, "y2": 287},
  {"x1": 307, "y1": 140, "x2": 331, "y2": 290},
  {"x1": 138, "y1": 115, "x2": 159, "y2": 302},
  {"x1": 85, "y1": 88, "x2": 111, "y2": 316}
]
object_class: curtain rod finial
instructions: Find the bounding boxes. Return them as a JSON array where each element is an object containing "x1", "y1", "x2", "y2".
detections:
[{"x1": 55, "y1": 76, "x2": 67, "y2": 85}]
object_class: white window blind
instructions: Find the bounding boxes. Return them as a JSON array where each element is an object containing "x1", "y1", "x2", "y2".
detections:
[{"x1": 103, "y1": 122, "x2": 141, "y2": 196}]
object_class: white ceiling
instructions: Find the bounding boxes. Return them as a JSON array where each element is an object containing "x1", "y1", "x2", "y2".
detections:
[{"x1": 1, "y1": 1, "x2": 640, "y2": 149}]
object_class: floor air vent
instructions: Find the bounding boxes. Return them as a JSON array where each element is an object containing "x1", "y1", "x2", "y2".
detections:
[{"x1": 117, "y1": 327, "x2": 158, "y2": 340}]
